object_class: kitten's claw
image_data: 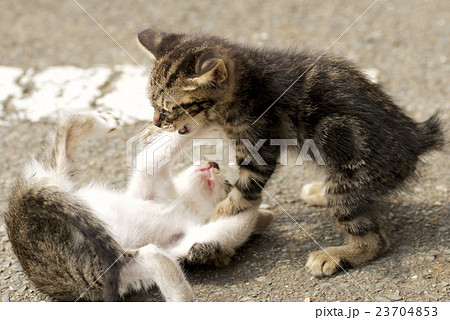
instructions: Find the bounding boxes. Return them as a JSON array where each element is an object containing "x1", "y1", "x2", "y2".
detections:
[
  {"x1": 301, "y1": 182, "x2": 326, "y2": 206},
  {"x1": 186, "y1": 242, "x2": 235, "y2": 266},
  {"x1": 92, "y1": 110, "x2": 121, "y2": 134}
]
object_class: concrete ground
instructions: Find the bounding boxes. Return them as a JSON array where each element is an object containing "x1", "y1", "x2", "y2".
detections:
[{"x1": 0, "y1": 0, "x2": 449, "y2": 302}]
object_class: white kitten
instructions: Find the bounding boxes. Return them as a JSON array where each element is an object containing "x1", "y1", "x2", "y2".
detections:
[{"x1": 5, "y1": 112, "x2": 272, "y2": 301}]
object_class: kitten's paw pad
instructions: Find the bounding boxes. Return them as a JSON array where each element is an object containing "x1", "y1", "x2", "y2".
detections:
[
  {"x1": 186, "y1": 242, "x2": 235, "y2": 266},
  {"x1": 301, "y1": 182, "x2": 326, "y2": 206},
  {"x1": 306, "y1": 249, "x2": 346, "y2": 277},
  {"x1": 92, "y1": 111, "x2": 121, "y2": 134}
]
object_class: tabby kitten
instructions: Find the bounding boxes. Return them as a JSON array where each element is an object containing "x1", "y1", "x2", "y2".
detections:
[{"x1": 137, "y1": 28, "x2": 444, "y2": 276}]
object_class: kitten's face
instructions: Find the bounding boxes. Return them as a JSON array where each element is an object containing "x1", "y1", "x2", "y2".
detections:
[
  {"x1": 138, "y1": 28, "x2": 231, "y2": 134},
  {"x1": 176, "y1": 161, "x2": 231, "y2": 205}
]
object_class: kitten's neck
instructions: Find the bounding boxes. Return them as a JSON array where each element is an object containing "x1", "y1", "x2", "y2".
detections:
[
  {"x1": 216, "y1": 48, "x2": 306, "y2": 132},
  {"x1": 213, "y1": 57, "x2": 270, "y2": 128}
]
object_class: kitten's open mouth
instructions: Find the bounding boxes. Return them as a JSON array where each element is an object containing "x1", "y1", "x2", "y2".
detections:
[
  {"x1": 178, "y1": 125, "x2": 189, "y2": 135},
  {"x1": 198, "y1": 162, "x2": 220, "y2": 190}
]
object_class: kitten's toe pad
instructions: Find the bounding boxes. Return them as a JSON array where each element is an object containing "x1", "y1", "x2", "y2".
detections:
[
  {"x1": 187, "y1": 242, "x2": 235, "y2": 266},
  {"x1": 306, "y1": 249, "x2": 346, "y2": 277},
  {"x1": 92, "y1": 110, "x2": 121, "y2": 134},
  {"x1": 301, "y1": 182, "x2": 326, "y2": 206}
]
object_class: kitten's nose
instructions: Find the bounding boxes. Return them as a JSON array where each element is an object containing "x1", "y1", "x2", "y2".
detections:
[{"x1": 209, "y1": 162, "x2": 220, "y2": 170}]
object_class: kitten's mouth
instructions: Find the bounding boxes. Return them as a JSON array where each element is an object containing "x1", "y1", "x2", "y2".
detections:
[
  {"x1": 178, "y1": 125, "x2": 189, "y2": 135},
  {"x1": 197, "y1": 161, "x2": 220, "y2": 190}
]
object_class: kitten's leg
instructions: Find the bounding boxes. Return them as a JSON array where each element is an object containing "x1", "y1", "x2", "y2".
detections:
[
  {"x1": 306, "y1": 117, "x2": 389, "y2": 276},
  {"x1": 126, "y1": 153, "x2": 178, "y2": 201},
  {"x1": 126, "y1": 130, "x2": 193, "y2": 201},
  {"x1": 169, "y1": 208, "x2": 273, "y2": 266},
  {"x1": 301, "y1": 182, "x2": 327, "y2": 206},
  {"x1": 119, "y1": 244, "x2": 193, "y2": 301},
  {"x1": 30, "y1": 111, "x2": 120, "y2": 185},
  {"x1": 56, "y1": 111, "x2": 120, "y2": 167},
  {"x1": 211, "y1": 186, "x2": 261, "y2": 219},
  {"x1": 306, "y1": 231, "x2": 388, "y2": 277},
  {"x1": 211, "y1": 146, "x2": 278, "y2": 219},
  {"x1": 306, "y1": 188, "x2": 388, "y2": 276}
]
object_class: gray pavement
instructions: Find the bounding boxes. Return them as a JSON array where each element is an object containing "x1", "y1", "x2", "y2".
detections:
[{"x1": 0, "y1": 0, "x2": 449, "y2": 302}]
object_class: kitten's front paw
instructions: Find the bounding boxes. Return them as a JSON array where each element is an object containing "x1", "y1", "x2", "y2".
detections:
[
  {"x1": 209, "y1": 199, "x2": 237, "y2": 221},
  {"x1": 210, "y1": 195, "x2": 253, "y2": 221},
  {"x1": 306, "y1": 249, "x2": 345, "y2": 277},
  {"x1": 301, "y1": 182, "x2": 326, "y2": 206},
  {"x1": 186, "y1": 242, "x2": 235, "y2": 266},
  {"x1": 92, "y1": 110, "x2": 121, "y2": 134}
]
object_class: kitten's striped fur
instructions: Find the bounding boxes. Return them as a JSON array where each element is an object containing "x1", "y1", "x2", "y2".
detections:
[
  {"x1": 138, "y1": 28, "x2": 444, "y2": 276},
  {"x1": 5, "y1": 115, "x2": 127, "y2": 301}
]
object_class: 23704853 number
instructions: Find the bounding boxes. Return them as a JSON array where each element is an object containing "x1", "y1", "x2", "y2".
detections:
[{"x1": 376, "y1": 307, "x2": 438, "y2": 317}]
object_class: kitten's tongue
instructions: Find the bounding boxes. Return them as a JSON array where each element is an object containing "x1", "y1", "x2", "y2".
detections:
[
  {"x1": 199, "y1": 167, "x2": 212, "y2": 179},
  {"x1": 199, "y1": 167, "x2": 214, "y2": 190}
]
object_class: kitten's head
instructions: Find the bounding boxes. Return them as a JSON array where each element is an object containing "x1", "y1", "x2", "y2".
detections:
[{"x1": 138, "y1": 28, "x2": 233, "y2": 135}]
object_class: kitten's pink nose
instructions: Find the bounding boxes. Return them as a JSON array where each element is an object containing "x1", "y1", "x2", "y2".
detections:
[{"x1": 209, "y1": 162, "x2": 219, "y2": 170}]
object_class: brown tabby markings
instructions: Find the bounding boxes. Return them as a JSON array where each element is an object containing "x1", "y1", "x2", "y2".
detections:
[
  {"x1": 138, "y1": 28, "x2": 444, "y2": 276},
  {"x1": 6, "y1": 115, "x2": 127, "y2": 301}
]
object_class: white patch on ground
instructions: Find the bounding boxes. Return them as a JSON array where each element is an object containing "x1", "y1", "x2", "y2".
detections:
[
  {"x1": 1, "y1": 65, "x2": 153, "y2": 125},
  {"x1": 0, "y1": 66, "x2": 23, "y2": 104},
  {"x1": 0, "y1": 66, "x2": 24, "y2": 124},
  {"x1": 12, "y1": 66, "x2": 112, "y2": 122},
  {"x1": 96, "y1": 65, "x2": 152, "y2": 124}
]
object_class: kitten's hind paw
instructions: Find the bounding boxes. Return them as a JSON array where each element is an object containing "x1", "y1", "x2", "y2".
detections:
[
  {"x1": 92, "y1": 110, "x2": 121, "y2": 134},
  {"x1": 186, "y1": 242, "x2": 235, "y2": 266},
  {"x1": 301, "y1": 182, "x2": 326, "y2": 206}
]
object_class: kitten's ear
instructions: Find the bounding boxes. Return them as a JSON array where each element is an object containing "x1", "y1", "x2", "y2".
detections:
[
  {"x1": 191, "y1": 57, "x2": 228, "y2": 88},
  {"x1": 137, "y1": 28, "x2": 182, "y2": 59}
]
